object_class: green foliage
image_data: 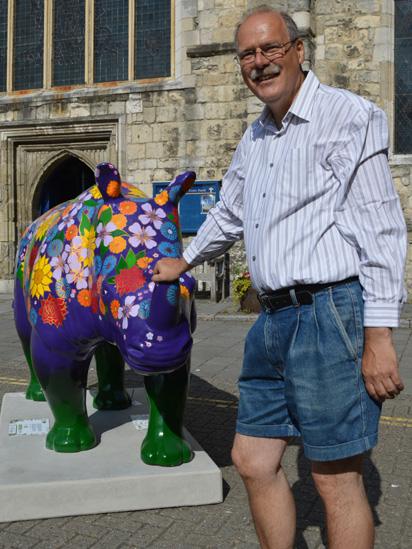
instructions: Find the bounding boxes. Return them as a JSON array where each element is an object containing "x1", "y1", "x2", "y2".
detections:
[{"x1": 232, "y1": 270, "x2": 252, "y2": 302}]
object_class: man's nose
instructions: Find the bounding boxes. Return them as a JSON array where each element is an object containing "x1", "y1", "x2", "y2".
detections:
[{"x1": 254, "y1": 49, "x2": 269, "y2": 67}]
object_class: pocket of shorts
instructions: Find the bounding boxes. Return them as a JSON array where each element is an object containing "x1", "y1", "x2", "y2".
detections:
[{"x1": 328, "y1": 287, "x2": 359, "y2": 361}]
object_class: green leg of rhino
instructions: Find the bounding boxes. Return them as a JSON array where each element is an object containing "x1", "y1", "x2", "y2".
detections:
[
  {"x1": 93, "y1": 342, "x2": 132, "y2": 410},
  {"x1": 93, "y1": 343, "x2": 192, "y2": 466},
  {"x1": 141, "y1": 360, "x2": 193, "y2": 467},
  {"x1": 23, "y1": 340, "x2": 46, "y2": 402},
  {"x1": 28, "y1": 334, "x2": 96, "y2": 453}
]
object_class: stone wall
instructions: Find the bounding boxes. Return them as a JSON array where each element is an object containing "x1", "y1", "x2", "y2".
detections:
[
  {"x1": 313, "y1": 0, "x2": 412, "y2": 296},
  {"x1": 0, "y1": 0, "x2": 411, "y2": 300}
]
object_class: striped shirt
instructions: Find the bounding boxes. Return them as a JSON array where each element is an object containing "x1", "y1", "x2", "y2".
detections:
[{"x1": 183, "y1": 71, "x2": 407, "y2": 327}]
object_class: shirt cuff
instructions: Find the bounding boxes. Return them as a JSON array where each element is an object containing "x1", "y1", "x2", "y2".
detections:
[
  {"x1": 363, "y1": 301, "x2": 403, "y2": 328},
  {"x1": 182, "y1": 242, "x2": 204, "y2": 267}
]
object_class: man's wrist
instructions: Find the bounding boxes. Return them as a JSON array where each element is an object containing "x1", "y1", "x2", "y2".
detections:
[
  {"x1": 178, "y1": 257, "x2": 192, "y2": 274},
  {"x1": 364, "y1": 327, "x2": 392, "y2": 341}
]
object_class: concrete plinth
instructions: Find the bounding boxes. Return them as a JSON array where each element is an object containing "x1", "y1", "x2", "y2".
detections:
[{"x1": 0, "y1": 390, "x2": 223, "y2": 522}]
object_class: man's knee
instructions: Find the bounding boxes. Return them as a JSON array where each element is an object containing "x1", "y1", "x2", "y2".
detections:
[
  {"x1": 231, "y1": 434, "x2": 288, "y2": 482},
  {"x1": 311, "y1": 454, "x2": 365, "y2": 503}
]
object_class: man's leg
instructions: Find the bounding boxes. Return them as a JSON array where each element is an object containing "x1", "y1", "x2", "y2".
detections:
[
  {"x1": 311, "y1": 454, "x2": 374, "y2": 549},
  {"x1": 232, "y1": 434, "x2": 295, "y2": 549}
]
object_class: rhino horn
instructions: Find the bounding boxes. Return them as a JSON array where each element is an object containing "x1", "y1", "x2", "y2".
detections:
[
  {"x1": 95, "y1": 162, "x2": 124, "y2": 200},
  {"x1": 147, "y1": 282, "x2": 180, "y2": 330},
  {"x1": 161, "y1": 171, "x2": 196, "y2": 205}
]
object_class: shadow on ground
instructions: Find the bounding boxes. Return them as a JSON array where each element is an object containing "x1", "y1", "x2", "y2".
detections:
[{"x1": 94, "y1": 370, "x2": 383, "y2": 547}]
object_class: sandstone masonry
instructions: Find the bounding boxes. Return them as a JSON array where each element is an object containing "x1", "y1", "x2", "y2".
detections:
[{"x1": 0, "y1": 0, "x2": 410, "y2": 300}]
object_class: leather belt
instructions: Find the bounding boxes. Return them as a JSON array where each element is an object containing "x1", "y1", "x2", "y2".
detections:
[{"x1": 257, "y1": 276, "x2": 359, "y2": 312}]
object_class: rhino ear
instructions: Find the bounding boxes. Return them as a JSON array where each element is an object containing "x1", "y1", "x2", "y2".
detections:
[
  {"x1": 95, "y1": 162, "x2": 124, "y2": 200},
  {"x1": 165, "y1": 171, "x2": 196, "y2": 205}
]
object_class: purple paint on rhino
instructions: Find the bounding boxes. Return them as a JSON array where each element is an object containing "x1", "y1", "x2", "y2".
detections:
[{"x1": 13, "y1": 163, "x2": 197, "y2": 465}]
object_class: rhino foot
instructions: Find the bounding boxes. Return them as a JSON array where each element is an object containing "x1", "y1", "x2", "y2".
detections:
[
  {"x1": 93, "y1": 389, "x2": 132, "y2": 411},
  {"x1": 141, "y1": 432, "x2": 193, "y2": 467},
  {"x1": 25, "y1": 381, "x2": 46, "y2": 402},
  {"x1": 46, "y1": 421, "x2": 96, "y2": 453}
]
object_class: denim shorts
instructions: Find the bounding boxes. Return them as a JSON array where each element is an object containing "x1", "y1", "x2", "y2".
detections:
[{"x1": 236, "y1": 280, "x2": 382, "y2": 461}]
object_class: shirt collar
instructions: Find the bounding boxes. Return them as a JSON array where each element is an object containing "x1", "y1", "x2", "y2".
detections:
[
  {"x1": 256, "y1": 70, "x2": 320, "y2": 133},
  {"x1": 289, "y1": 70, "x2": 319, "y2": 122}
]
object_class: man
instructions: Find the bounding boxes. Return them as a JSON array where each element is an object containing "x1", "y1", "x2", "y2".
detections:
[{"x1": 153, "y1": 6, "x2": 407, "y2": 549}]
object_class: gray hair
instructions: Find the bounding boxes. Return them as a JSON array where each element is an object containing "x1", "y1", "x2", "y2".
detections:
[{"x1": 234, "y1": 5, "x2": 301, "y2": 51}]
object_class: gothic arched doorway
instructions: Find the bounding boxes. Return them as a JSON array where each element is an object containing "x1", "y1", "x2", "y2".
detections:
[{"x1": 34, "y1": 156, "x2": 95, "y2": 217}]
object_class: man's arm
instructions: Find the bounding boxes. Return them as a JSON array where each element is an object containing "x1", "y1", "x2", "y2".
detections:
[
  {"x1": 152, "y1": 138, "x2": 247, "y2": 282},
  {"x1": 331, "y1": 107, "x2": 407, "y2": 401},
  {"x1": 363, "y1": 327, "x2": 404, "y2": 401}
]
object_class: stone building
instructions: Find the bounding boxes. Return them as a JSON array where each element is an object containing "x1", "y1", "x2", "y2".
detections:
[{"x1": 0, "y1": 0, "x2": 411, "y2": 299}]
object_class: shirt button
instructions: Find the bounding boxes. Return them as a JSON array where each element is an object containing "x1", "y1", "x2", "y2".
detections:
[
  {"x1": 263, "y1": 193, "x2": 266, "y2": 198},
  {"x1": 252, "y1": 256, "x2": 256, "y2": 261},
  {"x1": 255, "y1": 223, "x2": 259, "y2": 228},
  {"x1": 269, "y1": 163, "x2": 273, "y2": 168}
]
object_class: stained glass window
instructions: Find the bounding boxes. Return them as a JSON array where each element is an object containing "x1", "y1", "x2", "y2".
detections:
[
  {"x1": 395, "y1": 0, "x2": 412, "y2": 154},
  {"x1": 13, "y1": 0, "x2": 44, "y2": 90},
  {"x1": 0, "y1": 0, "x2": 7, "y2": 91},
  {"x1": 94, "y1": 0, "x2": 128, "y2": 83},
  {"x1": 52, "y1": 0, "x2": 85, "y2": 86},
  {"x1": 135, "y1": 0, "x2": 171, "y2": 79}
]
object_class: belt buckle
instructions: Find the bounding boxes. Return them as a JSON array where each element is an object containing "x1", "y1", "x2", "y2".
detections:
[
  {"x1": 257, "y1": 293, "x2": 269, "y2": 310},
  {"x1": 295, "y1": 290, "x2": 313, "y2": 305}
]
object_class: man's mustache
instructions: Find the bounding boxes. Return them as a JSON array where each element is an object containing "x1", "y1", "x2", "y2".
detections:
[{"x1": 250, "y1": 64, "x2": 281, "y2": 81}]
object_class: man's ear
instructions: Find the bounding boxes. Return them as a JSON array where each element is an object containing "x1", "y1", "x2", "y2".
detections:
[{"x1": 295, "y1": 39, "x2": 305, "y2": 65}]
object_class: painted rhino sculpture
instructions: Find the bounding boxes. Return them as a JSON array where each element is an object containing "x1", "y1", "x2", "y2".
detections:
[{"x1": 13, "y1": 162, "x2": 197, "y2": 466}]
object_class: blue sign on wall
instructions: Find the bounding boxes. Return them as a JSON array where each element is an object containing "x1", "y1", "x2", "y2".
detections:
[{"x1": 153, "y1": 180, "x2": 221, "y2": 235}]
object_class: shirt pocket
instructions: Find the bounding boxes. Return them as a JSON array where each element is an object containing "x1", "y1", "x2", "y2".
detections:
[{"x1": 277, "y1": 146, "x2": 327, "y2": 206}]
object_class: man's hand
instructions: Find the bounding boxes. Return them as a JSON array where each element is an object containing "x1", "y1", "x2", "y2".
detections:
[
  {"x1": 152, "y1": 257, "x2": 191, "y2": 282},
  {"x1": 362, "y1": 327, "x2": 404, "y2": 402}
]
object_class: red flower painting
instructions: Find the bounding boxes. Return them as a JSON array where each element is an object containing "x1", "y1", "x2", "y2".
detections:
[
  {"x1": 39, "y1": 295, "x2": 68, "y2": 327},
  {"x1": 115, "y1": 265, "x2": 146, "y2": 296}
]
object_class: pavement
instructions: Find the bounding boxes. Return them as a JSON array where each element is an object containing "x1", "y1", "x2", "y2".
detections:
[{"x1": 0, "y1": 292, "x2": 411, "y2": 548}]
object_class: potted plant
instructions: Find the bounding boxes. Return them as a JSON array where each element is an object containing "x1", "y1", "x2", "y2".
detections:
[{"x1": 232, "y1": 269, "x2": 261, "y2": 313}]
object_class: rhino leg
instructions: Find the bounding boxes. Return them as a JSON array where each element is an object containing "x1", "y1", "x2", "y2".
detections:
[
  {"x1": 93, "y1": 342, "x2": 131, "y2": 410},
  {"x1": 13, "y1": 279, "x2": 46, "y2": 401},
  {"x1": 23, "y1": 339, "x2": 47, "y2": 402},
  {"x1": 141, "y1": 359, "x2": 193, "y2": 466},
  {"x1": 30, "y1": 332, "x2": 96, "y2": 452}
]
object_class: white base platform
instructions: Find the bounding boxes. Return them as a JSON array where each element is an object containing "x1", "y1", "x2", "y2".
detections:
[{"x1": 0, "y1": 390, "x2": 222, "y2": 522}]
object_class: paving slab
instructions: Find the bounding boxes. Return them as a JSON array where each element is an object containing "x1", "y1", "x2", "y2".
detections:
[{"x1": 0, "y1": 389, "x2": 222, "y2": 523}]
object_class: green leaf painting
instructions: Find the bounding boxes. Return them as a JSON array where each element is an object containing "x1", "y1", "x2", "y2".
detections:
[{"x1": 99, "y1": 207, "x2": 112, "y2": 225}]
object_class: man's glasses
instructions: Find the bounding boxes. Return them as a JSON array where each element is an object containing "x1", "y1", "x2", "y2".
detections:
[{"x1": 236, "y1": 39, "x2": 297, "y2": 66}]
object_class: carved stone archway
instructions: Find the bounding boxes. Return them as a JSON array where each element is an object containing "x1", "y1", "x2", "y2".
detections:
[
  {"x1": 0, "y1": 116, "x2": 125, "y2": 290},
  {"x1": 32, "y1": 154, "x2": 95, "y2": 218}
]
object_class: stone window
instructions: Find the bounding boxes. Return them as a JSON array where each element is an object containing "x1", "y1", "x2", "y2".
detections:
[
  {"x1": 0, "y1": 0, "x2": 7, "y2": 91},
  {"x1": 135, "y1": 0, "x2": 171, "y2": 79},
  {"x1": 395, "y1": 0, "x2": 412, "y2": 154},
  {"x1": 0, "y1": 0, "x2": 172, "y2": 93},
  {"x1": 13, "y1": 0, "x2": 44, "y2": 90},
  {"x1": 94, "y1": 0, "x2": 129, "y2": 83},
  {"x1": 53, "y1": 0, "x2": 85, "y2": 86}
]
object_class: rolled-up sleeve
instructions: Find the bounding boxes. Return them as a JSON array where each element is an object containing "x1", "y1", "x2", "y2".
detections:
[
  {"x1": 183, "y1": 138, "x2": 246, "y2": 266},
  {"x1": 331, "y1": 106, "x2": 407, "y2": 327}
]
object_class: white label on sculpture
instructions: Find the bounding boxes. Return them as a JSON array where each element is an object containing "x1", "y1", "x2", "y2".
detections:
[{"x1": 8, "y1": 418, "x2": 50, "y2": 436}]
